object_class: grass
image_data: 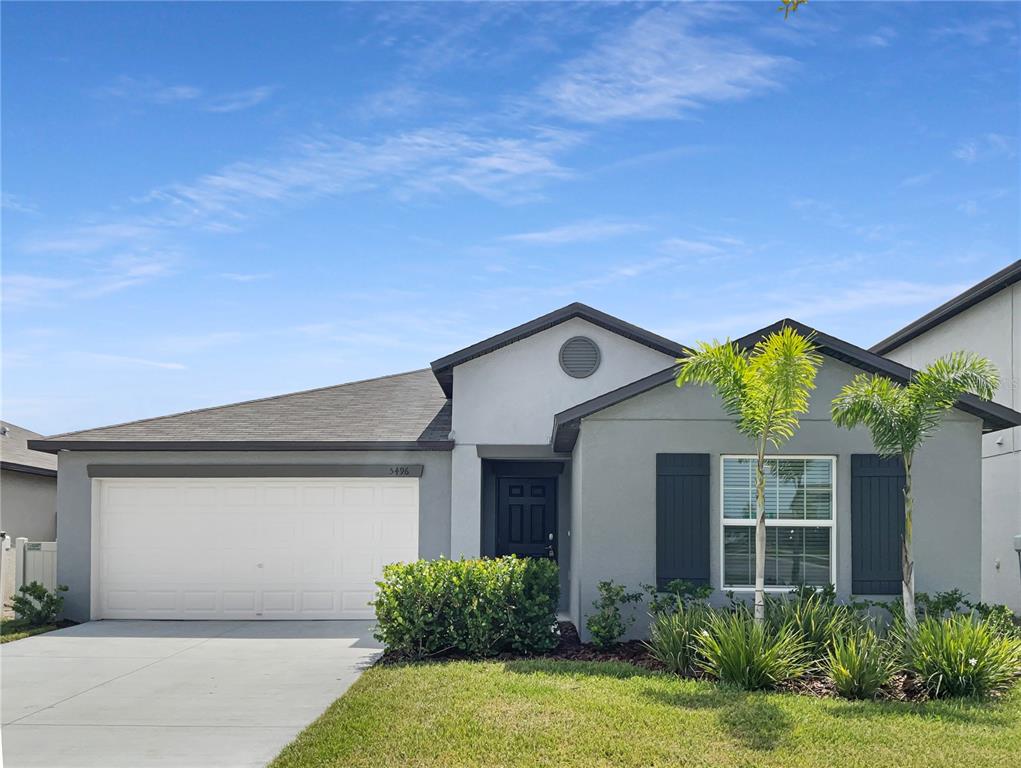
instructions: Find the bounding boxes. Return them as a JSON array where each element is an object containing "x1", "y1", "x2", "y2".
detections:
[
  {"x1": 271, "y1": 660, "x2": 1021, "y2": 768},
  {"x1": 0, "y1": 621, "x2": 57, "y2": 644}
]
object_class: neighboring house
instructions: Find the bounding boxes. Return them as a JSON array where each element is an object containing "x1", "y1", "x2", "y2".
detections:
[
  {"x1": 1, "y1": 421, "x2": 58, "y2": 542},
  {"x1": 873, "y1": 260, "x2": 1021, "y2": 612},
  {"x1": 30, "y1": 304, "x2": 1021, "y2": 637}
]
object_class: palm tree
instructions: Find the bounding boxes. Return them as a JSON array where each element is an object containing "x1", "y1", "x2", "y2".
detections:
[
  {"x1": 675, "y1": 326, "x2": 822, "y2": 624},
  {"x1": 831, "y1": 352, "x2": 998, "y2": 631}
]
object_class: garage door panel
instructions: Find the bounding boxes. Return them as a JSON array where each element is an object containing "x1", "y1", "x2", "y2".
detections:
[{"x1": 96, "y1": 477, "x2": 419, "y2": 620}]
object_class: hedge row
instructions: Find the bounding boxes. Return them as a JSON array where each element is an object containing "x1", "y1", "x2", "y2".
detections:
[{"x1": 372, "y1": 557, "x2": 559, "y2": 659}]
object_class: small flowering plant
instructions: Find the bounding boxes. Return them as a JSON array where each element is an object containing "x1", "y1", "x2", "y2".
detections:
[{"x1": 908, "y1": 614, "x2": 1021, "y2": 698}]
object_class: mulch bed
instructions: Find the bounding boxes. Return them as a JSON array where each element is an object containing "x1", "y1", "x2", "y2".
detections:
[{"x1": 377, "y1": 621, "x2": 939, "y2": 701}]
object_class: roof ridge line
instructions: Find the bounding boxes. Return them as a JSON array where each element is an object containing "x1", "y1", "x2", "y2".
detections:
[{"x1": 42, "y1": 368, "x2": 434, "y2": 440}]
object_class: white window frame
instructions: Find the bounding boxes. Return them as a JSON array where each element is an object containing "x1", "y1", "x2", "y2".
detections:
[{"x1": 719, "y1": 455, "x2": 837, "y2": 591}]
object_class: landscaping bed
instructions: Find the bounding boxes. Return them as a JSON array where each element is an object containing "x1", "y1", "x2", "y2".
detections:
[
  {"x1": 0, "y1": 619, "x2": 73, "y2": 644},
  {"x1": 378, "y1": 621, "x2": 659, "y2": 669},
  {"x1": 380, "y1": 620, "x2": 954, "y2": 702}
]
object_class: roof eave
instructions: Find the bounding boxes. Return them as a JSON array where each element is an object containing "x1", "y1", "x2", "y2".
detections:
[
  {"x1": 550, "y1": 317, "x2": 1021, "y2": 451},
  {"x1": 26, "y1": 439, "x2": 455, "y2": 454},
  {"x1": 0, "y1": 461, "x2": 58, "y2": 477},
  {"x1": 870, "y1": 260, "x2": 1021, "y2": 355}
]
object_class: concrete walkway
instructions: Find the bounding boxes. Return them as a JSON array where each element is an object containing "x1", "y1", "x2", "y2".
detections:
[{"x1": 1, "y1": 620, "x2": 381, "y2": 768}]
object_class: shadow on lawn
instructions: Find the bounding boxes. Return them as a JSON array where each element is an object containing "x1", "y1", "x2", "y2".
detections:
[
  {"x1": 645, "y1": 687, "x2": 793, "y2": 752},
  {"x1": 503, "y1": 659, "x2": 793, "y2": 752},
  {"x1": 821, "y1": 695, "x2": 1020, "y2": 727}
]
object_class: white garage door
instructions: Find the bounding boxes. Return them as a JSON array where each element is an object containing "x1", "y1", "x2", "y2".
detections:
[{"x1": 94, "y1": 477, "x2": 419, "y2": 620}]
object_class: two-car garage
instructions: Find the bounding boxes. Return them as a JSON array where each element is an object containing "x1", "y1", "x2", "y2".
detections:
[{"x1": 91, "y1": 476, "x2": 420, "y2": 620}]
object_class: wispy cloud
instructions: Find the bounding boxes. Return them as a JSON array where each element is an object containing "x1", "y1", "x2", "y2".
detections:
[
  {"x1": 97, "y1": 76, "x2": 275, "y2": 113},
  {"x1": 953, "y1": 133, "x2": 1016, "y2": 164},
  {"x1": 2, "y1": 275, "x2": 76, "y2": 307},
  {"x1": 664, "y1": 280, "x2": 967, "y2": 340},
  {"x1": 857, "y1": 26, "x2": 897, "y2": 48},
  {"x1": 99, "y1": 76, "x2": 202, "y2": 104},
  {"x1": 3, "y1": 252, "x2": 178, "y2": 307},
  {"x1": 898, "y1": 170, "x2": 938, "y2": 188},
  {"x1": 502, "y1": 219, "x2": 645, "y2": 245},
  {"x1": 539, "y1": 6, "x2": 790, "y2": 123},
  {"x1": 159, "y1": 331, "x2": 246, "y2": 353},
  {"x1": 790, "y1": 198, "x2": 894, "y2": 242},
  {"x1": 566, "y1": 257, "x2": 676, "y2": 291},
  {"x1": 957, "y1": 200, "x2": 981, "y2": 217},
  {"x1": 144, "y1": 126, "x2": 578, "y2": 226},
  {"x1": 25, "y1": 223, "x2": 160, "y2": 254},
  {"x1": 658, "y1": 238, "x2": 724, "y2": 256},
  {"x1": 1, "y1": 192, "x2": 38, "y2": 215},
  {"x1": 219, "y1": 272, "x2": 272, "y2": 282},
  {"x1": 205, "y1": 86, "x2": 276, "y2": 113},
  {"x1": 18, "y1": 124, "x2": 580, "y2": 273},
  {"x1": 932, "y1": 17, "x2": 1018, "y2": 46},
  {"x1": 85, "y1": 353, "x2": 187, "y2": 371}
]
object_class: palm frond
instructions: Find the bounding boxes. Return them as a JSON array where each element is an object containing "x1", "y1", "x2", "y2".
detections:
[
  {"x1": 907, "y1": 352, "x2": 1000, "y2": 448},
  {"x1": 675, "y1": 341, "x2": 750, "y2": 424},
  {"x1": 832, "y1": 352, "x2": 999, "y2": 455},
  {"x1": 831, "y1": 374, "x2": 909, "y2": 456},
  {"x1": 747, "y1": 326, "x2": 823, "y2": 447}
]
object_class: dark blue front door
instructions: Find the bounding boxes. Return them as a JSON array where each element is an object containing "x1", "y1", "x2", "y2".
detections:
[{"x1": 496, "y1": 477, "x2": 557, "y2": 560}]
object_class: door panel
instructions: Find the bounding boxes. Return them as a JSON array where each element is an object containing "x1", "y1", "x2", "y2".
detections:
[{"x1": 496, "y1": 477, "x2": 557, "y2": 559}]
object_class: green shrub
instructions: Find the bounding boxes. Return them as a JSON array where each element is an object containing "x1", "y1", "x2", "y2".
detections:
[
  {"x1": 825, "y1": 628, "x2": 896, "y2": 699},
  {"x1": 765, "y1": 589, "x2": 858, "y2": 661},
  {"x1": 908, "y1": 614, "x2": 1021, "y2": 698},
  {"x1": 371, "y1": 557, "x2": 559, "y2": 659},
  {"x1": 644, "y1": 603, "x2": 711, "y2": 675},
  {"x1": 695, "y1": 611, "x2": 811, "y2": 690},
  {"x1": 913, "y1": 588, "x2": 967, "y2": 619},
  {"x1": 586, "y1": 580, "x2": 644, "y2": 649},
  {"x1": 644, "y1": 580, "x2": 713, "y2": 616},
  {"x1": 11, "y1": 582, "x2": 67, "y2": 627},
  {"x1": 964, "y1": 601, "x2": 1021, "y2": 640}
]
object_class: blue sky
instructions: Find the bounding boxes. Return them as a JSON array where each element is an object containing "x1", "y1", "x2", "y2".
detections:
[{"x1": 2, "y1": 1, "x2": 1019, "y2": 435}]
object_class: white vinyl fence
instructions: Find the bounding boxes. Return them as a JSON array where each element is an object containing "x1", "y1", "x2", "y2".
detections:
[{"x1": 1, "y1": 535, "x2": 58, "y2": 617}]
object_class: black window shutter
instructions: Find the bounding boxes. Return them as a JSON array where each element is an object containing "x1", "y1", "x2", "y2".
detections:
[
  {"x1": 851, "y1": 455, "x2": 905, "y2": 595},
  {"x1": 656, "y1": 454, "x2": 710, "y2": 588}
]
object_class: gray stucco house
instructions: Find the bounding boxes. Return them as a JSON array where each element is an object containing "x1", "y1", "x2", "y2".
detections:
[
  {"x1": 29, "y1": 304, "x2": 1021, "y2": 637},
  {"x1": 873, "y1": 260, "x2": 1021, "y2": 612},
  {"x1": 1, "y1": 421, "x2": 58, "y2": 542}
]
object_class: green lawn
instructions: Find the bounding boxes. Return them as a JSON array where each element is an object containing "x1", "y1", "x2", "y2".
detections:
[
  {"x1": 272, "y1": 660, "x2": 1020, "y2": 768},
  {"x1": 0, "y1": 621, "x2": 57, "y2": 644}
]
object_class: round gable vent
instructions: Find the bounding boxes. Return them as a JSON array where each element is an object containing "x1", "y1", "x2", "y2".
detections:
[{"x1": 559, "y1": 336, "x2": 601, "y2": 378}]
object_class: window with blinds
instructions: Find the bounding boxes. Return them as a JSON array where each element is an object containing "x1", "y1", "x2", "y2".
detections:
[{"x1": 721, "y1": 456, "x2": 836, "y2": 589}]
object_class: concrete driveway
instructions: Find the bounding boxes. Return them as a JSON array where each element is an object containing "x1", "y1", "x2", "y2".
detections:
[{"x1": 1, "y1": 620, "x2": 381, "y2": 768}]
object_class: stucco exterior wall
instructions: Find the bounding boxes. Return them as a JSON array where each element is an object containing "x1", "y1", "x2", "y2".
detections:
[
  {"x1": 883, "y1": 281, "x2": 1020, "y2": 611},
  {"x1": 571, "y1": 357, "x2": 984, "y2": 640},
  {"x1": 55, "y1": 449, "x2": 452, "y2": 622},
  {"x1": 449, "y1": 317, "x2": 675, "y2": 557},
  {"x1": 1, "y1": 469, "x2": 57, "y2": 541}
]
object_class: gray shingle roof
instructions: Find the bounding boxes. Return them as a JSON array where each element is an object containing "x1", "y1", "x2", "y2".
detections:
[
  {"x1": 30, "y1": 370, "x2": 452, "y2": 452},
  {"x1": 1, "y1": 421, "x2": 58, "y2": 473}
]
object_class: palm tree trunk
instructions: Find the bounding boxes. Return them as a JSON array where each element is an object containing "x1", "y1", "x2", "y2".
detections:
[
  {"x1": 754, "y1": 445, "x2": 767, "y2": 625},
  {"x1": 902, "y1": 452, "x2": 917, "y2": 632}
]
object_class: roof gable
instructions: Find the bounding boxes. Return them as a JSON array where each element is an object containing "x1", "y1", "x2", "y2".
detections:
[
  {"x1": 430, "y1": 302, "x2": 686, "y2": 397},
  {"x1": 551, "y1": 318, "x2": 1021, "y2": 452},
  {"x1": 871, "y1": 260, "x2": 1021, "y2": 355}
]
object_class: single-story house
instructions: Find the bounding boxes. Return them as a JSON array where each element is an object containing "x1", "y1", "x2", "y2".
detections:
[
  {"x1": 2, "y1": 421, "x2": 58, "y2": 542},
  {"x1": 29, "y1": 304, "x2": 1021, "y2": 638}
]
